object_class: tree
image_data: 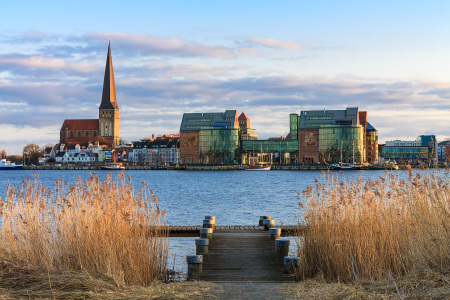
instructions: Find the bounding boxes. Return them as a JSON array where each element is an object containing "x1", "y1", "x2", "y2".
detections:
[
  {"x1": 23, "y1": 143, "x2": 42, "y2": 165},
  {"x1": 0, "y1": 149, "x2": 6, "y2": 159}
]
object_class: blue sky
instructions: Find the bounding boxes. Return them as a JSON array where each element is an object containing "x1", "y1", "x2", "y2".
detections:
[{"x1": 1, "y1": 1, "x2": 450, "y2": 154}]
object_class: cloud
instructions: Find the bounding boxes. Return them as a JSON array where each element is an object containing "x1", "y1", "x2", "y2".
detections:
[
  {"x1": 246, "y1": 37, "x2": 302, "y2": 50},
  {"x1": 0, "y1": 54, "x2": 98, "y2": 73},
  {"x1": 2, "y1": 30, "x2": 450, "y2": 153},
  {"x1": 82, "y1": 32, "x2": 237, "y2": 59}
]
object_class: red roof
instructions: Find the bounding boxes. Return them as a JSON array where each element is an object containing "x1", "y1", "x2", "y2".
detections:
[
  {"x1": 61, "y1": 119, "x2": 99, "y2": 131},
  {"x1": 238, "y1": 112, "x2": 249, "y2": 121}
]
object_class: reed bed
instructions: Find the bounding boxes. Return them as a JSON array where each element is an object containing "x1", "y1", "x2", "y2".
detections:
[
  {"x1": 296, "y1": 170, "x2": 450, "y2": 283},
  {"x1": 0, "y1": 172, "x2": 168, "y2": 286}
]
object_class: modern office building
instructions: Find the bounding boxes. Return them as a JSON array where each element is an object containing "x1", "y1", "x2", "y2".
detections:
[
  {"x1": 180, "y1": 110, "x2": 240, "y2": 164},
  {"x1": 295, "y1": 107, "x2": 375, "y2": 164},
  {"x1": 240, "y1": 138, "x2": 298, "y2": 164},
  {"x1": 382, "y1": 135, "x2": 436, "y2": 162}
]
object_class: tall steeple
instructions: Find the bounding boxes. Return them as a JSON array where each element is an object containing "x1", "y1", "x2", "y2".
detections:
[
  {"x1": 99, "y1": 41, "x2": 118, "y2": 109},
  {"x1": 98, "y1": 41, "x2": 120, "y2": 146}
]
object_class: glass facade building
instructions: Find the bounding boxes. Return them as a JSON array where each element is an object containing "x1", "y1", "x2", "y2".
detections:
[
  {"x1": 240, "y1": 139, "x2": 299, "y2": 164},
  {"x1": 318, "y1": 126, "x2": 364, "y2": 164},
  {"x1": 382, "y1": 146, "x2": 428, "y2": 160},
  {"x1": 289, "y1": 113, "x2": 298, "y2": 140},
  {"x1": 296, "y1": 107, "x2": 373, "y2": 164},
  {"x1": 198, "y1": 128, "x2": 240, "y2": 164}
]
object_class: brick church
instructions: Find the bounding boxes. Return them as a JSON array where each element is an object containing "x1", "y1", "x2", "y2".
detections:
[{"x1": 60, "y1": 42, "x2": 119, "y2": 146}]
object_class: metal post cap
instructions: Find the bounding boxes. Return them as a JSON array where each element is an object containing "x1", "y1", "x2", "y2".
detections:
[
  {"x1": 186, "y1": 255, "x2": 203, "y2": 264},
  {"x1": 275, "y1": 239, "x2": 290, "y2": 247}
]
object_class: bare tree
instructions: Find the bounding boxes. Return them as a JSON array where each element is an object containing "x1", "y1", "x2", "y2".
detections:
[
  {"x1": 23, "y1": 143, "x2": 42, "y2": 164},
  {"x1": 0, "y1": 149, "x2": 6, "y2": 159}
]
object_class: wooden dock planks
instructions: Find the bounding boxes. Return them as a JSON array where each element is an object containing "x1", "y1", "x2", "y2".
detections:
[{"x1": 195, "y1": 230, "x2": 294, "y2": 282}]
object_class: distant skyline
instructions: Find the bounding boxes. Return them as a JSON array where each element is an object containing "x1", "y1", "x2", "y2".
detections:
[{"x1": 2, "y1": 0, "x2": 450, "y2": 154}]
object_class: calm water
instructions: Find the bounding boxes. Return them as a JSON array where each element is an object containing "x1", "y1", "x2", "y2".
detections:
[
  {"x1": 0, "y1": 169, "x2": 400, "y2": 225},
  {"x1": 1, "y1": 169, "x2": 444, "y2": 276}
]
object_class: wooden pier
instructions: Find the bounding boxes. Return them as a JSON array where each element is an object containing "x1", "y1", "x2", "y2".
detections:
[
  {"x1": 182, "y1": 218, "x2": 300, "y2": 282},
  {"x1": 195, "y1": 229, "x2": 294, "y2": 282}
]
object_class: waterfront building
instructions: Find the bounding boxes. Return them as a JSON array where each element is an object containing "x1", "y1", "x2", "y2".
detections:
[
  {"x1": 437, "y1": 140, "x2": 450, "y2": 162},
  {"x1": 180, "y1": 110, "x2": 240, "y2": 164},
  {"x1": 295, "y1": 107, "x2": 376, "y2": 164},
  {"x1": 382, "y1": 135, "x2": 437, "y2": 162},
  {"x1": 60, "y1": 42, "x2": 119, "y2": 147},
  {"x1": 130, "y1": 135, "x2": 180, "y2": 165},
  {"x1": 147, "y1": 136, "x2": 180, "y2": 165},
  {"x1": 238, "y1": 112, "x2": 258, "y2": 141},
  {"x1": 240, "y1": 138, "x2": 298, "y2": 164}
]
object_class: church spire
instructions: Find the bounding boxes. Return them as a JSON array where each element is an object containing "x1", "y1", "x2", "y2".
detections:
[{"x1": 99, "y1": 41, "x2": 118, "y2": 109}]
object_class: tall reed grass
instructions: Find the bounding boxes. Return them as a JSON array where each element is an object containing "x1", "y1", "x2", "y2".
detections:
[
  {"x1": 297, "y1": 170, "x2": 450, "y2": 282},
  {"x1": 0, "y1": 172, "x2": 168, "y2": 286}
]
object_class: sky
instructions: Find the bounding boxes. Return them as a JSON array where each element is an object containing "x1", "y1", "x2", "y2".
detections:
[{"x1": 1, "y1": 0, "x2": 450, "y2": 154}]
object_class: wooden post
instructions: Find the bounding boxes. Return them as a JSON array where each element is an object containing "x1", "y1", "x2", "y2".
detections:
[
  {"x1": 195, "y1": 238, "x2": 209, "y2": 255},
  {"x1": 186, "y1": 255, "x2": 203, "y2": 279},
  {"x1": 199, "y1": 228, "x2": 213, "y2": 239},
  {"x1": 269, "y1": 228, "x2": 281, "y2": 240},
  {"x1": 263, "y1": 219, "x2": 275, "y2": 230},
  {"x1": 203, "y1": 219, "x2": 215, "y2": 229},
  {"x1": 275, "y1": 239, "x2": 290, "y2": 256},
  {"x1": 259, "y1": 216, "x2": 271, "y2": 226},
  {"x1": 283, "y1": 256, "x2": 299, "y2": 274}
]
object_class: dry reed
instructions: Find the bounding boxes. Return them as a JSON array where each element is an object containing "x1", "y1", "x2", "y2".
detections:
[
  {"x1": 297, "y1": 170, "x2": 450, "y2": 283},
  {"x1": 0, "y1": 172, "x2": 168, "y2": 286}
]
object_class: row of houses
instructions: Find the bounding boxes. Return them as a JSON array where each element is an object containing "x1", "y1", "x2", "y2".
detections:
[{"x1": 42, "y1": 135, "x2": 180, "y2": 165}]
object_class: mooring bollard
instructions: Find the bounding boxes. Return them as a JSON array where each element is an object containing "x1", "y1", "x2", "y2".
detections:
[
  {"x1": 186, "y1": 255, "x2": 203, "y2": 278},
  {"x1": 205, "y1": 216, "x2": 215, "y2": 221},
  {"x1": 199, "y1": 228, "x2": 213, "y2": 239},
  {"x1": 275, "y1": 239, "x2": 290, "y2": 256},
  {"x1": 195, "y1": 238, "x2": 209, "y2": 255},
  {"x1": 284, "y1": 256, "x2": 299, "y2": 274},
  {"x1": 259, "y1": 216, "x2": 271, "y2": 226},
  {"x1": 203, "y1": 219, "x2": 215, "y2": 229},
  {"x1": 263, "y1": 218, "x2": 275, "y2": 230},
  {"x1": 269, "y1": 228, "x2": 281, "y2": 240}
]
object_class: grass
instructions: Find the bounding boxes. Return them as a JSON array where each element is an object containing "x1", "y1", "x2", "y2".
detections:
[
  {"x1": 0, "y1": 265, "x2": 216, "y2": 299},
  {"x1": 296, "y1": 169, "x2": 450, "y2": 288},
  {"x1": 0, "y1": 172, "x2": 168, "y2": 287}
]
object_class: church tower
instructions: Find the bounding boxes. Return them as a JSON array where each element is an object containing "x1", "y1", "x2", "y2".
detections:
[{"x1": 99, "y1": 41, "x2": 119, "y2": 145}]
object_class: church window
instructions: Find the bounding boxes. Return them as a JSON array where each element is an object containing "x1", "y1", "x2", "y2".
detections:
[
  {"x1": 109, "y1": 122, "x2": 112, "y2": 136},
  {"x1": 94, "y1": 131, "x2": 97, "y2": 137},
  {"x1": 70, "y1": 131, "x2": 73, "y2": 137},
  {"x1": 86, "y1": 131, "x2": 89, "y2": 137},
  {"x1": 101, "y1": 123, "x2": 104, "y2": 136}
]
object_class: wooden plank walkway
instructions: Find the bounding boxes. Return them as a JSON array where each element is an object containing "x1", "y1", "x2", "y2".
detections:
[
  {"x1": 194, "y1": 230, "x2": 294, "y2": 282},
  {"x1": 169, "y1": 225, "x2": 298, "y2": 233}
]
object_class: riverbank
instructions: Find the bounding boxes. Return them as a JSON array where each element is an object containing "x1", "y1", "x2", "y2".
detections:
[
  {"x1": 19, "y1": 164, "x2": 445, "y2": 171},
  {"x1": 0, "y1": 267, "x2": 447, "y2": 299}
]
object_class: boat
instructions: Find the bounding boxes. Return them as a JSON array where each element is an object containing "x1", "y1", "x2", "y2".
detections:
[
  {"x1": 0, "y1": 159, "x2": 23, "y2": 170},
  {"x1": 246, "y1": 164, "x2": 271, "y2": 171},
  {"x1": 101, "y1": 163, "x2": 125, "y2": 170},
  {"x1": 331, "y1": 162, "x2": 355, "y2": 170}
]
